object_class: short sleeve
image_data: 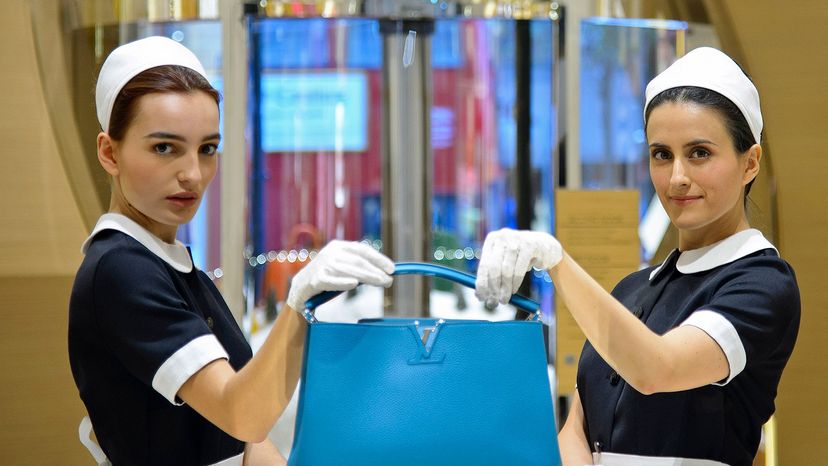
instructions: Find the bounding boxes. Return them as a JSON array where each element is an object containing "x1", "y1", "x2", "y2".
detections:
[
  {"x1": 680, "y1": 254, "x2": 800, "y2": 384},
  {"x1": 93, "y1": 247, "x2": 228, "y2": 404}
]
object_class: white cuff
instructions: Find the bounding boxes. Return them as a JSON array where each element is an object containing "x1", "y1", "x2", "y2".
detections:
[
  {"x1": 152, "y1": 334, "x2": 229, "y2": 405},
  {"x1": 680, "y1": 310, "x2": 746, "y2": 385}
]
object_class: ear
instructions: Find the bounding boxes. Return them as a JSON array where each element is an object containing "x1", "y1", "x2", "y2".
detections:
[
  {"x1": 97, "y1": 132, "x2": 119, "y2": 176},
  {"x1": 743, "y1": 143, "x2": 762, "y2": 185}
]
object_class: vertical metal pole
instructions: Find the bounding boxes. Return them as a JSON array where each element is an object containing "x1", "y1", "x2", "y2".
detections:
[
  {"x1": 515, "y1": 20, "x2": 534, "y2": 232},
  {"x1": 515, "y1": 19, "x2": 534, "y2": 300},
  {"x1": 249, "y1": 19, "x2": 265, "y2": 302},
  {"x1": 380, "y1": 20, "x2": 434, "y2": 317},
  {"x1": 563, "y1": 0, "x2": 594, "y2": 189},
  {"x1": 220, "y1": 0, "x2": 250, "y2": 324}
]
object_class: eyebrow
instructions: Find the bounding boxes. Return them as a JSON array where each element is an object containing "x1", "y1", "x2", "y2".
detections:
[
  {"x1": 648, "y1": 139, "x2": 718, "y2": 149},
  {"x1": 144, "y1": 132, "x2": 222, "y2": 142}
]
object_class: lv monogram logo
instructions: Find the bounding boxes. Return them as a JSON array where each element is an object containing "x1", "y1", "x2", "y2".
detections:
[{"x1": 408, "y1": 320, "x2": 446, "y2": 365}]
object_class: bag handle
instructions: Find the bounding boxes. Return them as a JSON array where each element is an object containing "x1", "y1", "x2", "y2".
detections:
[{"x1": 301, "y1": 262, "x2": 540, "y2": 323}]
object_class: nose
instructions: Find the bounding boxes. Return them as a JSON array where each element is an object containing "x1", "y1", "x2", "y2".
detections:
[
  {"x1": 177, "y1": 151, "x2": 202, "y2": 187},
  {"x1": 670, "y1": 158, "x2": 690, "y2": 189}
]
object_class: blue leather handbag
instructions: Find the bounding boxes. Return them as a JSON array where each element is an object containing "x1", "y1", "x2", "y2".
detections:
[{"x1": 288, "y1": 262, "x2": 561, "y2": 466}]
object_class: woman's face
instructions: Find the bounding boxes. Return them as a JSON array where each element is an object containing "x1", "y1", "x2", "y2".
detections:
[
  {"x1": 102, "y1": 91, "x2": 220, "y2": 241},
  {"x1": 647, "y1": 101, "x2": 759, "y2": 248}
]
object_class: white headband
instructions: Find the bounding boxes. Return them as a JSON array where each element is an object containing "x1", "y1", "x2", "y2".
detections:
[
  {"x1": 95, "y1": 36, "x2": 208, "y2": 132},
  {"x1": 644, "y1": 47, "x2": 763, "y2": 145}
]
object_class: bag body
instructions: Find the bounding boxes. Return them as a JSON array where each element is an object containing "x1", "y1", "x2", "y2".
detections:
[{"x1": 288, "y1": 263, "x2": 561, "y2": 466}]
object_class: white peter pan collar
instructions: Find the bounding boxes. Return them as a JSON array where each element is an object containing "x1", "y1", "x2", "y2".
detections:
[
  {"x1": 649, "y1": 229, "x2": 777, "y2": 281},
  {"x1": 81, "y1": 213, "x2": 193, "y2": 273}
]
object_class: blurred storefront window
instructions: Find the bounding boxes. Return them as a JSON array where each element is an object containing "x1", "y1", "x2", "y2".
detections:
[{"x1": 579, "y1": 17, "x2": 686, "y2": 262}]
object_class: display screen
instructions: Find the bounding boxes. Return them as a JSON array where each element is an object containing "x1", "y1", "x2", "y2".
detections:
[{"x1": 261, "y1": 72, "x2": 368, "y2": 152}]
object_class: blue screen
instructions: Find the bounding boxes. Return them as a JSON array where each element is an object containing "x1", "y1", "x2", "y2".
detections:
[{"x1": 261, "y1": 72, "x2": 368, "y2": 152}]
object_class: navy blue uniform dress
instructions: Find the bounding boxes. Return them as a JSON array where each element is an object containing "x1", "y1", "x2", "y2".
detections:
[
  {"x1": 69, "y1": 214, "x2": 253, "y2": 465},
  {"x1": 577, "y1": 229, "x2": 800, "y2": 466}
]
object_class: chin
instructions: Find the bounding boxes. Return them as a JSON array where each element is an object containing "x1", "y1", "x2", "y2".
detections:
[
  {"x1": 157, "y1": 212, "x2": 197, "y2": 227},
  {"x1": 667, "y1": 214, "x2": 706, "y2": 232},
  {"x1": 172, "y1": 214, "x2": 197, "y2": 226}
]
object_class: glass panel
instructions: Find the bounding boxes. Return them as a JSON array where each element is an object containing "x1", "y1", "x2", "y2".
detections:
[
  {"x1": 429, "y1": 19, "x2": 557, "y2": 318},
  {"x1": 134, "y1": 22, "x2": 224, "y2": 275},
  {"x1": 144, "y1": 21, "x2": 224, "y2": 278},
  {"x1": 247, "y1": 19, "x2": 381, "y2": 322},
  {"x1": 579, "y1": 17, "x2": 686, "y2": 261},
  {"x1": 34, "y1": 2, "x2": 558, "y2": 326},
  {"x1": 45, "y1": 13, "x2": 224, "y2": 274},
  {"x1": 246, "y1": 17, "x2": 557, "y2": 324}
]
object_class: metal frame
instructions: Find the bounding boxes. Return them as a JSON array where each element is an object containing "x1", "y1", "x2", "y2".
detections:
[{"x1": 219, "y1": 0, "x2": 250, "y2": 323}]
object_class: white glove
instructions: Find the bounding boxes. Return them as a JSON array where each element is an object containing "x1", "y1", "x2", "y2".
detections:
[
  {"x1": 474, "y1": 228, "x2": 563, "y2": 305},
  {"x1": 286, "y1": 240, "x2": 395, "y2": 312}
]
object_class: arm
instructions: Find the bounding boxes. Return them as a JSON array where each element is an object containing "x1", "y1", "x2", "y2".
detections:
[
  {"x1": 549, "y1": 252, "x2": 728, "y2": 394},
  {"x1": 558, "y1": 391, "x2": 593, "y2": 466},
  {"x1": 244, "y1": 438, "x2": 286, "y2": 466},
  {"x1": 179, "y1": 240, "x2": 395, "y2": 442},
  {"x1": 178, "y1": 307, "x2": 306, "y2": 442},
  {"x1": 475, "y1": 229, "x2": 729, "y2": 395}
]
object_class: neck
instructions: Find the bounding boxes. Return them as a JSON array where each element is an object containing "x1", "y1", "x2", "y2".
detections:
[
  {"x1": 678, "y1": 214, "x2": 750, "y2": 251},
  {"x1": 109, "y1": 196, "x2": 177, "y2": 244}
]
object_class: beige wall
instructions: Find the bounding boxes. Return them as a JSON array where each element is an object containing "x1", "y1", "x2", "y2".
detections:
[
  {"x1": 703, "y1": 1, "x2": 828, "y2": 464},
  {"x1": 0, "y1": 0, "x2": 90, "y2": 463},
  {"x1": 0, "y1": 277, "x2": 88, "y2": 463},
  {"x1": 0, "y1": 1, "x2": 87, "y2": 277}
]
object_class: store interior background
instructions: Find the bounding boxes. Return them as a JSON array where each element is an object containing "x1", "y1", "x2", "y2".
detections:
[{"x1": 1, "y1": 0, "x2": 826, "y2": 464}]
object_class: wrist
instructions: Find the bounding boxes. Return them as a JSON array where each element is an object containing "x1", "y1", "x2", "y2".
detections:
[
  {"x1": 547, "y1": 251, "x2": 568, "y2": 276},
  {"x1": 285, "y1": 290, "x2": 305, "y2": 314}
]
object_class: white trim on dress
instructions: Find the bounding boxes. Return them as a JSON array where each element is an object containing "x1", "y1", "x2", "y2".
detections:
[{"x1": 152, "y1": 334, "x2": 229, "y2": 405}]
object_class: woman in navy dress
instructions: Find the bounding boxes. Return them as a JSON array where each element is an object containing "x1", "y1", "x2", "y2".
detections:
[
  {"x1": 475, "y1": 47, "x2": 800, "y2": 466},
  {"x1": 69, "y1": 36, "x2": 395, "y2": 465}
]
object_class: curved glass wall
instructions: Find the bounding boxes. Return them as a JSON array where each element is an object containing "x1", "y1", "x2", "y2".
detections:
[
  {"x1": 246, "y1": 16, "x2": 558, "y2": 324},
  {"x1": 30, "y1": 1, "x2": 225, "y2": 273},
  {"x1": 31, "y1": 0, "x2": 559, "y2": 328},
  {"x1": 579, "y1": 17, "x2": 687, "y2": 262},
  {"x1": 135, "y1": 21, "x2": 225, "y2": 275}
]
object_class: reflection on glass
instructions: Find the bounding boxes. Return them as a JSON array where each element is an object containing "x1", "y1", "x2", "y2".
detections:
[
  {"x1": 56, "y1": 18, "x2": 224, "y2": 274},
  {"x1": 144, "y1": 22, "x2": 224, "y2": 277},
  {"x1": 579, "y1": 17, "x2": 686, "y2": 234},
  {"x1": 43, "y1": 4, "x2": 557, "y2": 322},
  {"x1": 247, "y1": 17, "x2": 557, "y2": 322}
]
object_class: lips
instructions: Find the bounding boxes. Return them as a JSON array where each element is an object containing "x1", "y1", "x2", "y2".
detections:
[
  {"x1": 167, "y1": 192, "x2": 198, "y2": 207},
  {"x1": 670, "y1": 195, "x2": 702, "y2": 205}
]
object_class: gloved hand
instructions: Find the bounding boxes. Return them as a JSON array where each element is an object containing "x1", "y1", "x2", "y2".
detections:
[
  {"x1": 286, "y1": 240, "x2": 395, "y2": 312},
  {"x1": 474, "y1": 228, "x2": 563, "y2": 305}
]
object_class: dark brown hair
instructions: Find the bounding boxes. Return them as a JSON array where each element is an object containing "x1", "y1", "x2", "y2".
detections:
[{"x1": 106, "y1": 65, "x2": 221, "y2": 140}]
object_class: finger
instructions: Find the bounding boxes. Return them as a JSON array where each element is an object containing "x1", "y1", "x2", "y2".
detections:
[
  {"x1": 474, "y1": 272, "x2": 490, "y2": 301},
  {"x1": 474, "y1": 270, "x2": 490, "y2": 301},
  {"x1": 315, "y1": 274, "x2": 360, "y2": 292},
  {"x1": 480, "y1": 231, "x2": 498, "y2": 257},
  {"x1": 475, "y1": 235, "x2": 502, "y2": 301},
  {"x1": 325, "y1": 241, "x2": 394, "y2": 280},
  {"x1": 511, "y1": 245, "x2": 534, "y2": 295},
  {"x1": 342, "y1": 241, "x2": 396, "y2": 274},
  {"x1": 498, "y1": 241, "x2": 518, "y2": 304},
  {"x1": 330, "y1": 261, "x2": 393, "y2": 288}
]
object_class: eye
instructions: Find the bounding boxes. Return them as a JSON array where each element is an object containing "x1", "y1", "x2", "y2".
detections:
[
  {"x1": 689, "y1": 147, "x2": 711, "y2": 159},
  {"x1": 200, "y1": 144, "x2": 218, "y2": 156},
  {"x1": 153, "y1": 143, "x2": 175, "y2": 155},
  {"x1": 651, "y1": 149, "x2": 671, "y2": 161}
]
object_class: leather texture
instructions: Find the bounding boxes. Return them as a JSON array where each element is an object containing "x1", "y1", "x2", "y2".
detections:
[{"x1": 288, "y1": 263, "x2": 561, "y2": 465}]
